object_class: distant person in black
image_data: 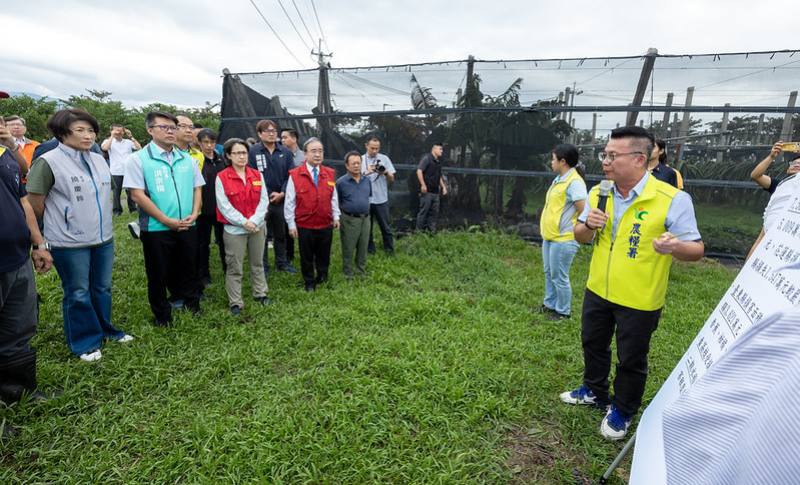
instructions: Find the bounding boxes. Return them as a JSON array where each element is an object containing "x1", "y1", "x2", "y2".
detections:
[
  {"x1": 750, "y1": 141, "x2": 800, "y2": 194},
  {"x1": 196, "y1": 128, "x2": 228, "y2": 288},
  {"x1": 415, "y1": 143, "x2": 448, "y2": 232},
  {"x1": 647, "y1": 139, "x2": 683, "y2": 189}
]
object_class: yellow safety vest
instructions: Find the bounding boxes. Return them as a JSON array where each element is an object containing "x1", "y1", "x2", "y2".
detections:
[
  {"x1": 540, "y1": 168, "x2": 585, "y2": 242},
  {"x1": 586, "y1": 176, "x2": 679, "y2": 311}
]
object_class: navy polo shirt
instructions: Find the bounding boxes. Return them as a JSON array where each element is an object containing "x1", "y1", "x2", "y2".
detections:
[
  {"x1": 336, "y1": 173, "x2": 372, "y2": 215},
  {"x1": 0, "y1": 148, "x2": 31, "y2": 273},
  {"x1": 247, "y1": 142, "x2": 293, "y2": 196}
]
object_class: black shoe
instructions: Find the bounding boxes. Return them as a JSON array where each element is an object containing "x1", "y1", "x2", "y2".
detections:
[
  {"x1": 314, "y1": 275, "x2": 328, "y2": 285},
  {"x1": 113, "y1": 210, "x2": 123, "y2": 216},
  {"x1": 539, "y1": 304, "x2": 556, "y2": 314},
  {"x1": 154, "y1": 319, "x2": 172, "y2": 327},
  {"x1": 230, "y1": 305, "x2": 241, "y2": 315},
  {"x1": 547, "y1": 312, "x2": 571, "y2": 321},
  {"x1": 277, "y1": 265, "x2": 297, "y2": 274},
  {"x1": 304, "y1": 283, "x2": 315, "y2": 292},
  {"x1": 255, "y1": 296, "x2": 271, "y2": 306}
]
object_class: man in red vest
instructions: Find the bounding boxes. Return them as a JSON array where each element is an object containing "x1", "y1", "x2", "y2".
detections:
[{"x1": 284, "y1": 138, "x2": 340, "y2": 291}]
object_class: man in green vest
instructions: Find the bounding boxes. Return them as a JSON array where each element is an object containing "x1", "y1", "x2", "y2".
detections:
[
  {"x1": 559, "y1": 126, "x2": 704, "y2": 440},
  {"x1": 123, "y1": 111, "x2": 205, "y2": 326}
]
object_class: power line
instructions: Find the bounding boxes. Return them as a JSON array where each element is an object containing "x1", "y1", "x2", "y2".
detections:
[
  {"x1": 309, "y1": 0, "x2": 330, "y2": 51},
  {"x1": 291, "y1": 0, "x2": 317, "y2": 47},
  {"x1": 338, "y1": 71, "x2": 409, "y2": 96},
  {"x1": 248, "y1": 0, "x2": 307, "y2": 68},
  {"x1": 698, "y1": 58, "x2": 800, "y2": 90},
  {"x1": 275, "y1": 0, "x2": 312, "y2": 53}
]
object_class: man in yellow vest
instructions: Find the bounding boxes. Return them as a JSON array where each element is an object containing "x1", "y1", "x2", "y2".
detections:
[{"x1": 560, "y1": 126, "x2": 704, "y2": 440}]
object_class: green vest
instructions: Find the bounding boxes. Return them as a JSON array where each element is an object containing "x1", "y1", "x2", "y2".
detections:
[
  {"x1": 139, "y1": 143, "x2": 196, "y2": 232},
  {"x1": 586, "y1": 176, "x2": 679, "y2": 311},
  {"x1": 540, "y1": 168, "x2": 584, "y2": 242}
]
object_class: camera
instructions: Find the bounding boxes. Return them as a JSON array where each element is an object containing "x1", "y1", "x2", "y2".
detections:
[{"x1": 373, "y1": 160, "x2": 386, "y2": 173}]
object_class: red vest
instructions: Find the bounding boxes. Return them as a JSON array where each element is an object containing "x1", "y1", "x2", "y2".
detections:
[
  {"x1": 290, "y1": 163, "x2": 336, "y2": 229},
  {"x1": 216, "y1": 166, "x2": 264, "y2": 224}
]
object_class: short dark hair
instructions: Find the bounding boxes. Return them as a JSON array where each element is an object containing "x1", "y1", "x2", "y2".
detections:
[
  {"x1": 256, "y1": 119, "x2": 279, "y2": 133},
  {"x1": 145, "y1": 111, "x2": 178, "y2": 127},
  {"x1": 46, "y1": 109, "x2": 100, "y2": 142},
  {"x1": 431, "y1": 142, "x2": 443, "y2": 148},
  {"x1": 610, "y1": 126, "x2": 653, "y2": 157},
  {"x1": 552, "y1": 143, "x2": 579, "y2": 167},
  {"x1": 223, "y1": 138, "x2": 248, "y2": 157},
  {"x1": 111, "y1": 122, "x2": 124, "y2": 129},
  {"x1": 196, "y1": 128, "x2": 217, "y2": 142},
  {"x1": 655, "y1": 138, "x2": 667, "y2": 164},
  {"x1": 344, "y1": 150, "x2": 362, "y2": 165},
  {"x1": 365, "y1": 134, "x2": 382, "y2": 144},
  {"x1": 281, "y1": 128, "x2": 298, "y2": 140},
  {"x1": 4, "y1": 115, "x2": 24, "y2": 125},
  {"x1": 193, "y1": 122, "x2": 204, "y2": 129}
]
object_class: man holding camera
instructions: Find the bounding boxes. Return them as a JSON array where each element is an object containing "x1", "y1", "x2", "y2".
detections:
[
  {"x1": 361, "y1": 135, "x2": 396, "y2": 254},
  {"x1": 102, "y1": 123, "x2": 141, "y2": 215}
]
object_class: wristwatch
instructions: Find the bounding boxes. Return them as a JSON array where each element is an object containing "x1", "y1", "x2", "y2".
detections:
[{"x1": 32, "y1": 242, "x2": 51, "y2": 251}]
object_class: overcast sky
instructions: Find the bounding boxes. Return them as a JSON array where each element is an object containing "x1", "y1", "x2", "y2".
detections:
[{"x1": 1, "y1": 0, "x2": 798, "y2": 109}]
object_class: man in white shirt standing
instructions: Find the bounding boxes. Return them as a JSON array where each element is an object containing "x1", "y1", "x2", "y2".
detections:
[
  {"x1": 361, "y1": 135, "x2": 396, "y2": 254},
  {"x1": 101, "y1": 123, "x2": 141, "y2": 215}
]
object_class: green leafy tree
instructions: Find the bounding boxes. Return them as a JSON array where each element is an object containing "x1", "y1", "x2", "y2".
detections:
[{"x1": 0, "y1": 94, "x2": 59, "y2": 141}]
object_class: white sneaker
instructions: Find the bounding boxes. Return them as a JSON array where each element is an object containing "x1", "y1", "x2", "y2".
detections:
[
  {"x1": 600, "y1": 405, "x2": 632, "y2": 441},
  {"x1": 79, "y1": 350, "x2": 102, "y2": 362},
  {"x1": 117, "y1": 334, "x2": 134, "y2": 343},
  {"x1": 128, "y1": 222, "x2": 140, "y2": 239}
]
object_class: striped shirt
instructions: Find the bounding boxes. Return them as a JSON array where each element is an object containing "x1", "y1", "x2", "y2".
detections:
[{"x1": 661, "y1": 309, "x2": 800, "y2": 485}]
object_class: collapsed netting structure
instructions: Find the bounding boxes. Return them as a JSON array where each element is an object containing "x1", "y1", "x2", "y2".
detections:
[{"x1": 220, "y1": 49, "x2": 800, "y2": 256}]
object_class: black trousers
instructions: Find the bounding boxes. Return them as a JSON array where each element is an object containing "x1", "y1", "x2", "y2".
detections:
[
  {"x1": 368, "y1": 202, "x2": 394, "y2": 253},
  {"x1": 196, "y1": 214, "x2": 226, "y2": 282},
  {"x1": 286, "y1": 223, "x2": 295, "y2": 262},
  {"x1": 581, "y1": 289, "x2": 661, "y2": 416},
  {"x1": 0, "y1": 261, "x2": 38, "y2": 402},
  {"x1": 298, "y1": 227, "x2": 333, "y2": 286},
  {"x1": 112, "y1": 175, "x2": 136, "y2": 214},
  {"x1": 265, "y1": 202, "x2": 289, "y2": 270},
  {"x1": 141, "y1": 228, "x2": 200, "y2": 324}
]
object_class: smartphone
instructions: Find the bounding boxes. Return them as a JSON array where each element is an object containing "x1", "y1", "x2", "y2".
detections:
[{"x1": 782, "y1": 142, "x2": 800, "y2": 153}]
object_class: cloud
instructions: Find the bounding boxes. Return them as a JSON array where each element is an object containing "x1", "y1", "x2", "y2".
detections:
[{"x1": 1, "y1": 0, "x2": 797, "y2": 111}]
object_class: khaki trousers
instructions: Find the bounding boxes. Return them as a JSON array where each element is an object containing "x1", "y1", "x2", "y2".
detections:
[{"x1": 223, "y1": 226, "x2": 268, "y2": 308}]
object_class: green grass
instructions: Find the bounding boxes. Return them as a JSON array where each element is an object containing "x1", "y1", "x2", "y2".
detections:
[{"x1": 1, "y1": 216, "x2": 735, "y2": 484}]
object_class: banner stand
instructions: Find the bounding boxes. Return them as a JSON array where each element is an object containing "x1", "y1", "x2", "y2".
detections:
[{"x1": 599, "y1": 435, "x2": 636, "y2": 484}]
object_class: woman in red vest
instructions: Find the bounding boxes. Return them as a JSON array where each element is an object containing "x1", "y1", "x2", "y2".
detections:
[{"x1": 215, "y1": 139, "x2": 270, "y2": 315}]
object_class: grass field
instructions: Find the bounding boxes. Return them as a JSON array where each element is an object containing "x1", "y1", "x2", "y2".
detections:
[{"x1": 1, "y1": 215, "x2": 736, "y2": 484}]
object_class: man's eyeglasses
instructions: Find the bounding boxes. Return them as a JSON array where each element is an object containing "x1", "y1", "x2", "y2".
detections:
[
  {"x1": 261, "y1": 129, "x2": 277, "y2": 133},
  {"x1": 177, "y1": 123, "x2": 195, "y2": 130},
  {"x1": 149, "y1": 124, "x2": 178, "y2": 132},
  {"x1": 598, "y1": 151, "x2": 645, "y2": 162}
]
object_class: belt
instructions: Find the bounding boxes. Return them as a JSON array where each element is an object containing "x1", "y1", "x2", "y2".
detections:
[{"x1": 343, "y1": 211, "x2": 369, "y2": 218}]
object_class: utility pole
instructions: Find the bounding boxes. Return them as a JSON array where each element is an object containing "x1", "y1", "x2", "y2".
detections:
[
  {"x1": 780, "y1": 91, "x2": 798, "y2": 142},
  {"x1": 312, "y1": 39, "x2": 333, "y2": 132},
  {"x1": 661, "y1": 92, "x2": 673, "y2": 136},
  {"x1": 716, "y1": 103, "x2": 730, "y2": 163},
  {"x1": 675, "y1": 86, "x2": 695, "y2": 163},
  {"x1": 626, "y1": 48, "x2": 658, "y2": 127}
]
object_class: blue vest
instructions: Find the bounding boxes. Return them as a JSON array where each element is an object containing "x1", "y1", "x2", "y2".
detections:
[{"x1": 139, "y1": 144, "x2": 196, "y2": 232}]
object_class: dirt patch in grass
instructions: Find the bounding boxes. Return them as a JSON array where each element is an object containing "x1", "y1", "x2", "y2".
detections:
[{"x1": 505, "y1": 424, "x2": 592, "y2": 485}]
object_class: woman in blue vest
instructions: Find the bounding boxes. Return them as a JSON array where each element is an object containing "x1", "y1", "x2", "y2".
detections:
[
  {"x1": 26, "y1": 109, "x2": 132, "y2": 362},
  {"x1": 539, "y1": 144, "x2": 587, "y2": 320}
]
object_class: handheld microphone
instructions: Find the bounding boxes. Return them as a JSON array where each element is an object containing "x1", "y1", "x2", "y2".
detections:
[{"x1": 597, "y1": 180, "x2": 614, "y2": 213}]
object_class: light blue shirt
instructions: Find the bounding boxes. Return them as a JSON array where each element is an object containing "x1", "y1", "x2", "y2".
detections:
[
  {"x1": 361, "y1": 153, "x2": 396, "y2": 205},
  {"x1": 577, "y1": 172, "x2": 701, "y2": 241},
  {"x1": 551, "y1": 168, "x2": 587, "y2": 235}
]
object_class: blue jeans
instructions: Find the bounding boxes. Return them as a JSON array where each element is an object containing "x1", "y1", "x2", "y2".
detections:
[
  {"x1": 51, "y1": 241, "x2": 123, "y2": 356},
  {"x1": 542, "y1": 239, "x2": 580, "y2": 316}
]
